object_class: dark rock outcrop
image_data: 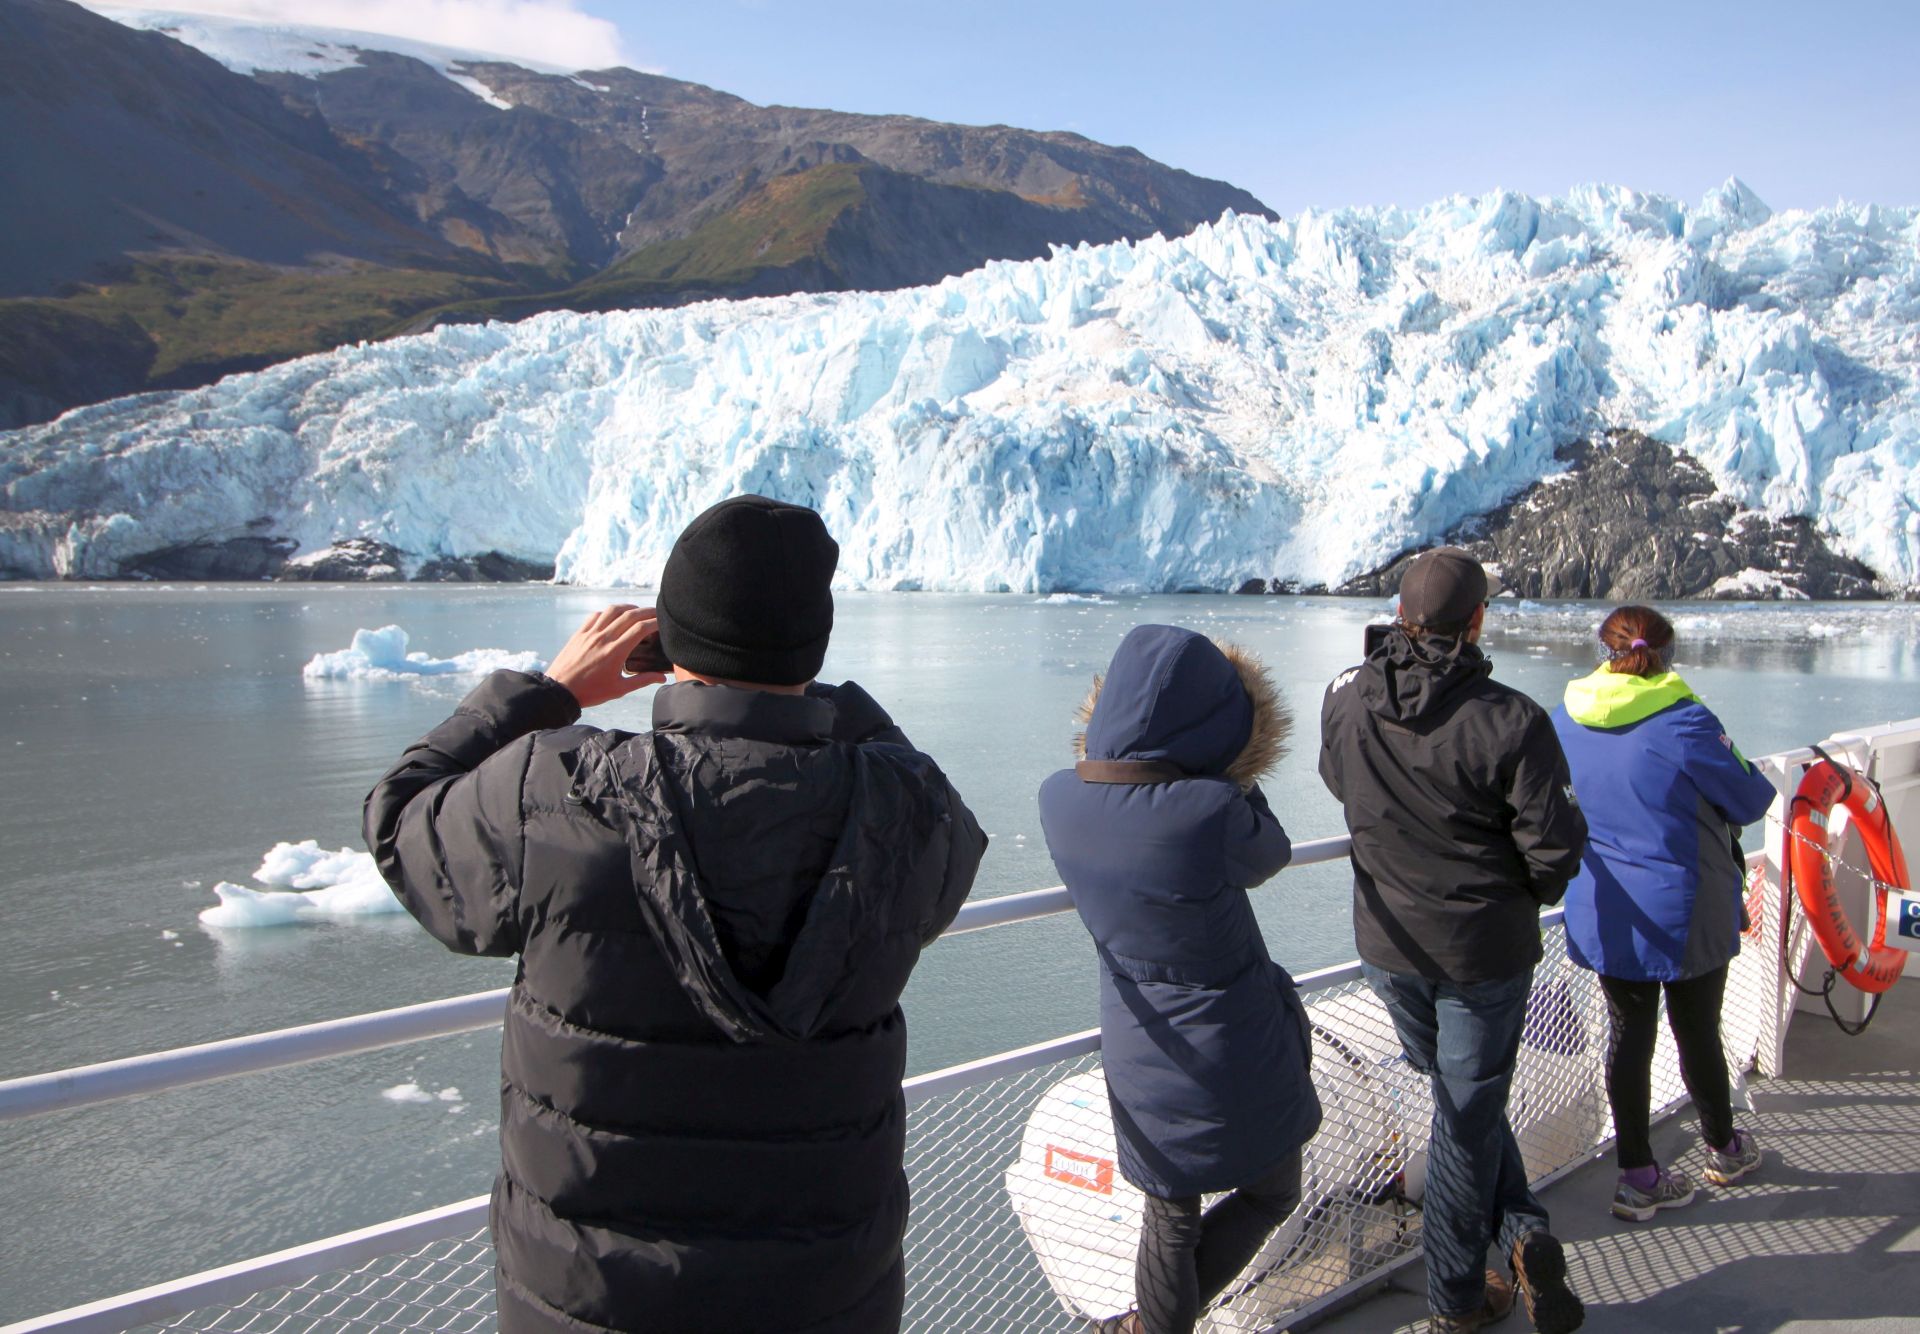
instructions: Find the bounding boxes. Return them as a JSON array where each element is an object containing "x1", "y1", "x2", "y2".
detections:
[
  {"x1": 124, "y1": 536, "x2": 298, "y2": 581},
  {"x1": 276, "y1": 539, "x2": 407, "y2": 582},
  {"x1": 1330, "y1": 432, "x2": 1883, "y2": 601},
  {"x1": 414, "y1": 551, "x2": 554, "y2": 582},
  {"x1": 266, "y1": 541, "x2": 553, "y2": 582}
]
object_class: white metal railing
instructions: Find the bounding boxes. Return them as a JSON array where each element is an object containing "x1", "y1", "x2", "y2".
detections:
[
  {"x1": 13, "y1": 714, "x2": 1920, "y2": 1333},
  {"x1": 0, "y1": 834, "x2": 1353, "y2": 1125},
  {"x1": 0, "y1": 834, "x2": 1358, "y2": 1334},
  {"x1": 0, "y1": 908, "x2": 1585, "y2": 1334},
  {"x1": 0, "y1": 1200, "x2": 494, "y2": 1334}
]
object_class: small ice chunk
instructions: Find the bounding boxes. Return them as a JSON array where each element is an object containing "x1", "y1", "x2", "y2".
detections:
[
  {"x1": 198, "y1": 842, "x2": 400, "y2": 927},
  {"x1": 382, "y1": 1083, "x2": 434, "y2": 1103},
  {"x1": 255, "y1": 840, "x2": 374, "y2": 890},
  {"x1": 160, "y1": 929, "x2": 179, "y2": 940},
  {"x1": 436, "y1": 1087, "x2": 463, "y2": 1102},
  {"x1": 303, "y1": 625, "x2": 544, "y2": 681}
]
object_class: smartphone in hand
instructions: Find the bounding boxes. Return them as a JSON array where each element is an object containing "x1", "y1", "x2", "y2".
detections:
[{"x1": 624, "y1": 631, "x2": 671, "y2": 676}]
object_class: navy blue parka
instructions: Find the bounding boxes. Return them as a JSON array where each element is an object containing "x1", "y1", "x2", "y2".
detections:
[{"x1": 1038, "y1": 625, "x2": 1322, "y2": 1199}]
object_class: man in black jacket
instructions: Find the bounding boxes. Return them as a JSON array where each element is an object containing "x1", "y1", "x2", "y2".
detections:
[
  {"x1": 365, "y1": 496, "x2": 986, "y2": 1333},
  {"x1": 1319, "y1": 548, "x2": 1587, "y2": 1334}
]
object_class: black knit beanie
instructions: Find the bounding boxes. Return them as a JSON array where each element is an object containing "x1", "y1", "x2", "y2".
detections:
[{"x1": 656, "y1": 495, "x2": 838, "y2": 685}]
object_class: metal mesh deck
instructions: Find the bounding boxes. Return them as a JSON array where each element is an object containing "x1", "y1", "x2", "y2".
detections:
[{"x1": 137, "y1": 914, "x2": 1777, "y2": 1334}]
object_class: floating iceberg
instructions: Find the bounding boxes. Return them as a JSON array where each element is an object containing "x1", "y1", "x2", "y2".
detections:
[
  {"x1": 198, "y1": 840, "x2": 400, "y2": 927},
  {"x1": 5, "y1": 181, "x2": 1916, "y2": 590},
  {"x1": 302, "y1": 625, "x2": 545, "y2": 681},
  {"x1": 380, "y1": 1083, "x2": 464, "y2": 1105}
]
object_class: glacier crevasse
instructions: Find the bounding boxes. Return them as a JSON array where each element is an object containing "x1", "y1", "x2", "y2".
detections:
[{"x1": 2, "y1": 180, "x2": 1916, "y2": 591}]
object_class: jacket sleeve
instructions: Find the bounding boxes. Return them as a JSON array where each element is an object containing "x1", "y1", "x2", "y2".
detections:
[
  {"x1": 917, "y1": 772, "x2": 988, "y2": 945},
  {"x1": 362, "y1": 670, "x2": 582, "y2": 957},
  {"x1": 825, "y1": 678, "x2": 985, "y2": 945},
  {"x1": 1507, "y1": 708, "x2": 1589, "y2": 906},
  {"x1": 1224, "y1": 784, "x2": 1294, "y2": 888},
  {"x1": 1676, "y1": 706, "x2": 1778, "y2": 826},
  {"x1": 1317, "y1": 681, "x2": 1346, "y2": 801}
]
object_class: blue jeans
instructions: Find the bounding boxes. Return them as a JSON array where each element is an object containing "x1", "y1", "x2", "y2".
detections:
[{"x1": 1364, "y1": 962, "x2": 1549, "y2": 1318}]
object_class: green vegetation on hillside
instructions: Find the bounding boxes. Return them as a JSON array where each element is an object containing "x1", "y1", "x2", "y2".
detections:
[
  {"x1": 1, "y1": 165, "x2": 903, "y2": 426},
  {"x1": 0, "y1": 258, "x2": 517, "y2": 393},
  {"x1": 420, "y1": 164, "x2": 871, "y2": 326},
  {"x1": 601, "y1": 163, "x2": 867, "y2": 287}
]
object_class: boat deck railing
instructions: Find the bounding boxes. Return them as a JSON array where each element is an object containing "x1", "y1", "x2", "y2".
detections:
[{"x1": 7, "y1": 719, "x2": 1919, "y2": 1334}]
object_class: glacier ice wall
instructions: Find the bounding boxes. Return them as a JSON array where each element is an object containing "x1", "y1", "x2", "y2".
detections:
[{"x1": 3, "y1": 180, "x2": 1917, "y2": 591}]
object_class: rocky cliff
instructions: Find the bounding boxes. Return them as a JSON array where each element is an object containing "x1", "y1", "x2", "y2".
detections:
[{"x1": 1319, "y1": 432, "x2": 1886, "y2": 602}]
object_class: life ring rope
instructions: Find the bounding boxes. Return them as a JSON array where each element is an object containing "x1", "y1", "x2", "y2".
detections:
[{"x1": 1781, "y1": 748, "x2": 1908, "y2": 1030}]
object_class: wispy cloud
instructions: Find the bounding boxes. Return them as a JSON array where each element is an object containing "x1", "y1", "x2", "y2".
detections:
[{"x1": 85, "y1": 1, "x2": 636, "y2": 70}]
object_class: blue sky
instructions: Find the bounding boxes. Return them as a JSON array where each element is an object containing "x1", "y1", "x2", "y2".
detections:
[
  {"x1": 585, "y1": 0, "x2": 1920, "y2": 216},
  {"x1": 96, "y1": 1, "x2": 1920, "y2": 215}
]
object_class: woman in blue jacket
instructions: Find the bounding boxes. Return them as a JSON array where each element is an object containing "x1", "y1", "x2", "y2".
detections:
[
  {"x1": 1039, "y1": 625, "x2": 1322, "y2": 1334},
  {"x1": 1551, "y1": 606, "x2": 1777, "y2": 1224}
]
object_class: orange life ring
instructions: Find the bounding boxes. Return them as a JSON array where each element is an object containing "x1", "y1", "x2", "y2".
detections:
[{"x1": 1787, "y1": 760, "x2": 1910, "y2": 994}]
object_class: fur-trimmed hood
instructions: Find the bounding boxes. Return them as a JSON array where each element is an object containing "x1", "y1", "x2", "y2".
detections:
[{"x1": 1072, "y1": 625, "x2": 1291, "y2": 790}]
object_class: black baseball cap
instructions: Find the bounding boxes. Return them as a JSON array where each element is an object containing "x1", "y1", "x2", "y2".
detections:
[{"x1": 1398, "y1": 547, "x2": 1503, "y2": 630}]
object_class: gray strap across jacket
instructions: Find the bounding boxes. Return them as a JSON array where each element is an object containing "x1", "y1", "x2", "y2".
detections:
[{"x1": 364, "y1": 671, "x2": 986, "y2": 1334}]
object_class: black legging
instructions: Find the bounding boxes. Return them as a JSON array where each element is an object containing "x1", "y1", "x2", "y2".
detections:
[
  {"x1": 1598, "y1": 964, "x2": 1735, "y2": 1170},
  {"x1": 1135, "y1": 1150, "x2": 1303, "y2": 1334}
]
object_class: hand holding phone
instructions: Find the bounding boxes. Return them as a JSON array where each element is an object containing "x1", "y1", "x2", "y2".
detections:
[
  {"x1": 624, "y1": 630, "x2": 671, "y2": 676},
  {"x1": 546, "y1": 605, "x2": 667, "y2": 708}
]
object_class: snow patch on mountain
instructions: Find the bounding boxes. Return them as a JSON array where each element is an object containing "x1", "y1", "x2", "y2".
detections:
[
  {"x1": 3, "y1": 181, "x2": 1917, "y2": 592},
  {"x1": 86, "y1": 7, "x2": 556, "y2": 102}
]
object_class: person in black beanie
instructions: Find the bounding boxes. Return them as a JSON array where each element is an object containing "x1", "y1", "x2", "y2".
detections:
[
  {"x1": 655, "y1": 493, "x2": 840, "y2": 684},
  {"x1": 365, "y1": 494, "x2": 987, "y2": 1333}
]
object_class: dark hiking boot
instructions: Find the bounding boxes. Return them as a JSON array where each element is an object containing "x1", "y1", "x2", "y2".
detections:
[
  {"x1": 1429, "y1": 1268, "x2": 1516, "y2": 1332},
  {"x1": 1509, "y1": 1230, "x2": 1584, "y2": 1333}
]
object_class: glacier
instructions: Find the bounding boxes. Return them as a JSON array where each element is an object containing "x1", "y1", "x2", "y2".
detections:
[{"x1": 2, "y1": 180, "x2": 1917, "y2": 592}]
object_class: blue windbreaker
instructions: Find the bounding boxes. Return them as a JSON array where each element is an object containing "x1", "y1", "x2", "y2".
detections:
[
  {"x1": 1038, "y1": 625, "x2": 1322, "y2": 1198},
  {"x1": 1551, "y1": 669, "x2": 1777, "y2": 982}
]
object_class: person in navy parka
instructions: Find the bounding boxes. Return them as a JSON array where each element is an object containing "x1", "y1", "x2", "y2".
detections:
[
  {"x1": 1039, "y1": 625, "x2": 1322, "y2": 1334},
  {"x1": 1551, "y1": 605, "x2": 1777, "y2": 1225}
]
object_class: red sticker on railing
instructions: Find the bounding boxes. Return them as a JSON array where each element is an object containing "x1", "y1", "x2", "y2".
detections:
[
  {"x1": 1744, "y1": 866, "x2": 1768, "y2": 941},
  {"x1": 1043, "y1": 1144, "x2": 1114, "y2": 1193}
]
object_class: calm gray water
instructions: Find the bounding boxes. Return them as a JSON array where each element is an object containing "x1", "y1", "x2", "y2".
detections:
[{"x1": 2, "y1": 585, "x2": 1917, "y2": 1318}]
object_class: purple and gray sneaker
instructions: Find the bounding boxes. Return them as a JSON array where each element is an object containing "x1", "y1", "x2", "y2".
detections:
[
  {"x1": 1704, "y1": 1129, "x2": 1762, "y2": 1185},
  {"x1": 1612, "y1": 1165, "x2": 1697, "y2": 1222}
]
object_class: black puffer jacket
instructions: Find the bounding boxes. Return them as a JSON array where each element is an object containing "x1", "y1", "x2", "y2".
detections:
[
  {"x1": 364, "y1": 671, "x2": 986, "y2": 1334},
  {"x1": 1318, "y1": 628, "x2": 1586, "y2": 984}
]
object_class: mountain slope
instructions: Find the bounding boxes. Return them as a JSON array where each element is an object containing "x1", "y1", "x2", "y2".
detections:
[
  {"x1": 0, "y1": 0, "x2": 471, "y2": 295},
  {"x1": 1, "y1": 1, "x2": 1269, "y2": 425},
  {"x1": 5, "y1": 183, "x2": 1914, "y2": 597}
]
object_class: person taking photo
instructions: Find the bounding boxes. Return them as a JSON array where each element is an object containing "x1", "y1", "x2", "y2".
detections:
[{"x1": 365, "y1": 495, "x2": 987, "y2": 1333}]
